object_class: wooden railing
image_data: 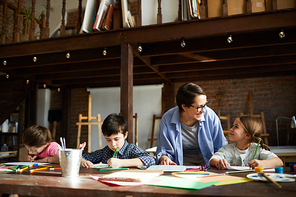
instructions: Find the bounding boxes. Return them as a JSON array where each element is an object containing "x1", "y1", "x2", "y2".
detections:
[{"x1": 0, "y1": 0, "x2": 285, "y2": 44}]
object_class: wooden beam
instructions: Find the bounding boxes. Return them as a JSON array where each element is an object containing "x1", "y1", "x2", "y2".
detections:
[{"x1": 120, "y1": 42, "x2": 133, "y2": 143}]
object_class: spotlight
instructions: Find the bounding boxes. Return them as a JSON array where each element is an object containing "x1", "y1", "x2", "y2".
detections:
[
  {"x1": 26, "y1": 79, "x2": 29, "y2": 84},
  {"x1": 33, "y1": 56, "x2": 37, "y2": 62},
  {"x1": 43, "y1": 83, "x2": 46, "y2": 88},
  {"x1": 3, "y1": 59, "x2": 7, "y2": 66},
  {"x1": 138, "y1": 44, "x2": 143, "y2": 52},
  {"x1": 102, "y1": 47, "x2": 107, "y2": 56},
  {"x1": 227, "y1": 34, "x2": 233, "y2": 43},
  {"x1": 66, "y1": 51, "x2": 70, "y2": 58},
  {"x1": 279, "y1": 29, "x2": 285, "y2": 38},
  {"x1": 181, "y1": 38, "x2": 186, "y2": 48}
]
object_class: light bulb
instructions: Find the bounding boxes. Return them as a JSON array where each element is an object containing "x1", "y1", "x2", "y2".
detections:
[
  {"x1": 43, "y1": 84, "x2": 46, "y2": 88},
  {"x1": 33, "y1": 56, "x2": 37, "y2": 62},
  {"x1": 58, "y1": 88, "x2": 60, "y2": 92},
  {"x1": 181, "y1": 39, "x2": 186, "y2": 48},
  {"x1": 138, "y1": 44, "x2": 143, "y2": 52},
  {"x1": 6, "y1": 74, "x2": 9, "y2": 79},
  {"x1": 227, "y1": 34, "x2": 233, "y2": 43},
  {"x1": 3, "y1": 59, "x2": 7, "y2": 66},
  {"x1": 279, "y1": 29, "x2": 285, "y2": 38},
  {"x1": 66, "y1": 51, "x2": 70, "y2": 58},
  {"x1": 26, "y1": 79, "x2": 29, "y2": 84},
  {"x1": 102, "y1": 47, "x2": 107, "y2": 56}
]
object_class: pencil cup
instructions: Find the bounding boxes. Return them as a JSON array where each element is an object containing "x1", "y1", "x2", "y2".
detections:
[{"x1": 59, "y1": 149, "x2": 82, "y2": 177}]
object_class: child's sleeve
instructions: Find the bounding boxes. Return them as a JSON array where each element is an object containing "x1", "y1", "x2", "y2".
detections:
[
  {"x1": 210, "y1": 146, "x2": 226, "y2": 161},
  {"x1": 130, "y1": 146, "x2": 155, "y2": 167},
  {"x1": 258, "y1": 148, "x2": 279, "y2": 160},
  {"x1": 82, "y1": 148, "x2": 105, "y2": 164}
]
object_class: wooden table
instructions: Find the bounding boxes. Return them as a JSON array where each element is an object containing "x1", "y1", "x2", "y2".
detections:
[{"x1": 0, "y1": 165, "x2": 295, "y2": 197}]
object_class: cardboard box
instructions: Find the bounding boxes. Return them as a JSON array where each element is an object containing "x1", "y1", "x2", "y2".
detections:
[
  {"x1": 252, "y1": 0, "x2": 266, "y2": 13},
  {"x1": 277, "y1": 0, "x2": 296, "y2": 10},
  {"x1": 208, "y1": 0, "x2": 223, "y2": 18},
  {"x1": 228, "y1": 0, "x2": 247, "y2": 15}
]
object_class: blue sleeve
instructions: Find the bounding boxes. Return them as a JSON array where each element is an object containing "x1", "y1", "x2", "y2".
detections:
[
  {"x1": 82, "y1": 149, "x2": 103, "y2": 163},
  {"x1": 212, "y1": 114, "x2": 228, "y2": 152},
  {"x1": 155, "y1": 118, "x2": 175, "y2": 164}
]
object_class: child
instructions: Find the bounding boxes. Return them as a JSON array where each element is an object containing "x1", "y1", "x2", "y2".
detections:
[
  {"x1": 81, "y1": 113, "x2": 155, "y2": 168},
  {"x1": 22, "y1": 125, "x2": 60, "y2": 163},
  {"x1": 209, "y1": 116, "x2": 283, "y2": 169}
]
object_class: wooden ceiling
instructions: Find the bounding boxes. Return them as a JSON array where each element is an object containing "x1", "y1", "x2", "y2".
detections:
[{"x1": 0, "y1": 9, "x2": 295, "y2": 89}]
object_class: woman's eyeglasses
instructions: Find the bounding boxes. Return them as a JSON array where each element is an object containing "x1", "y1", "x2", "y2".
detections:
[{"x1": 190, "y1": 101, "x2": 210, "y2": 112}]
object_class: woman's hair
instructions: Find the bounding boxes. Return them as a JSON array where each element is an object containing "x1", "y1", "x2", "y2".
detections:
[
  {"x1": 239, "y1": 116, "x2": 270, "y2": 151},
  {"x1": 176, "y1": 83, "x2": 206, "y2": 112},
  {"x1": 102, "y1": 113, "x2": 128, "y2": 137},
  {"x1": 22, "y1": 125, "x2": 53, "y2": 147}
]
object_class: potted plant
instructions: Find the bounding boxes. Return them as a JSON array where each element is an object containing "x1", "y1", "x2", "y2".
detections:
[{"x1": 20, "y1": 7, "x2": 36, "y2": 41}]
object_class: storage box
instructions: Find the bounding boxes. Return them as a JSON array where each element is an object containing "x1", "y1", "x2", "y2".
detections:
[
  {"x1": 252, "y1": 0, "x2": 266, "y2": 13},
  {"x1": 277, "y1": 0, "x2": 296, "y2": 10},
  {"x1": 228, "y1": 0, "x2": 247, "y2": 15},
  {"x1": 208, "y1": 0, "x2": 223, "y2": 18}
]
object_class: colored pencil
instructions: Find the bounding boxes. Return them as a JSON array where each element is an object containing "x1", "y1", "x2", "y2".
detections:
[
  {"x1": 49, "y1": 168, "x2": 61, "y2": 170},
  {"x1": 253, "y1": 138, "x2": 261, "y2": 160},
  {"x1": 30, "y1": 167, "x2": 48, "y2": 173},
  {"x1": 112, "y1": 148, "x2": 117, "y2": 158}
]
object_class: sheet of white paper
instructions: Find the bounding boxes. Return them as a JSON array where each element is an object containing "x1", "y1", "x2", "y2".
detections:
[
  {"x1": 224, "y1": 166, "x2": 275, "y2": 172},
  {"x1": 2, "y1": 162, "x2": 49, "y2": 166},
  {"x1": 92, "y1": 163, "x2": 109, "y2": 168}
]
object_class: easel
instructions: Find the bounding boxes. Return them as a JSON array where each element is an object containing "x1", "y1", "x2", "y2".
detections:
[
  {"x1": 240, "y1": 92, "x2": 269, "y2": 145},
  {"x1": 76, "y1": 94, "x2": 103, "y2": 152},
  {"x1": 148, "y1": 114, "x2": 162, "y2": 148},
  {"x1": 216, "y1": 94, "x2": 231, "y2": 138},
  {"x1": 134, "y1": 113, "x2": 139, "y2": 146}
]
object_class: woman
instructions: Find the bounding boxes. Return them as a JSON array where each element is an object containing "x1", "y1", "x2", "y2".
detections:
[{"x1": 156, "y1": 83, "x2": 228, "y2": 166}]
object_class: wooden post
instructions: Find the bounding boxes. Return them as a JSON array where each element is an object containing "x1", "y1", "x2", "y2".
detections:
[
  {"x1": 29, "y1": 0, "x2": 35, "y2": 41},
  {"x1": 1, "y1": 0, "x2": 7, "y2": 44},
  {"x1": 137, "y1": 0, "x2": 142, "y2": 26},
  {"x1": 45, "y1": 0, "x2": 51, "y2": 38},
  {"x1": 39, "y1": 14, "x2": 46, "y2": 39},
  {"x1": 247, "y1": 0, "x2": 252, "y2": 14},
  {"x1": 60, "y1": 0, "x2": 66, "y2": 36},
  {"x1": 223, "y1": 0, "x2": 228, "y2": 16},
  {"x1": 272, "y1": 0, "x2": 277, "y2": 10},
  {"x1": 178, "y1": 0, "x2": 182, "y2": 21},
  {"x1": 120, "y1": 42, "x2": 133, "y2": 143},
  {"x1": 13, "y1": 0, "x2": 21, "y2": 42},
  {"x1": 77, "y1": 0, "x2": 83, "y2": 34},
  {"x1": 163, "y1": 82, "x2": 175, "y2": 113},
  {"x1": 157, "y1": 0, "x2": 162, "y2": 24}
]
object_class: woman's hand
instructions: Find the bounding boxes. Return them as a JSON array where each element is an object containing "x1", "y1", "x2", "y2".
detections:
[
  {"x1": 80, "y1": 158, "x2": 94, "y2": 168},
  {"x1": 159, "y1": 155, "x2": 177, "y2": 165}
]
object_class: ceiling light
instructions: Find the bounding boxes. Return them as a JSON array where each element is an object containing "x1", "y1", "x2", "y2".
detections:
[
  {"x1": 227, "y1": 34, "x2": 233, "y2": 43},
  {"x1": 181, "y1": 38, "x2": 186, "y2": 48}
]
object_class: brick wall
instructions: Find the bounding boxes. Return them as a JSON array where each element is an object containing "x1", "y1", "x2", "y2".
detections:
[{"x1": 175, "y1": 75, "x2": 296, "y2": 146}]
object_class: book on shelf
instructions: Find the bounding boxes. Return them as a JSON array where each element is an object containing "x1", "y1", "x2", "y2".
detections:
[
  {"x1": 80, "y1": 0, "x2": 97, "y2": 33},
  {"x1": 97, "y1": 170, "x2": 163, "y2": 182},
  {"x1": 93, "y1": 0, "x2": 109, "y2": 31},
  {"x1": 121, "y1": 0, "x2": 130, "y2": 28},
  {"x1": 98, "y1": 3, "x2": 110, "y2": 31},
  {"x1": 103, "y1": 4, "x2": 115, "y2": 30}
]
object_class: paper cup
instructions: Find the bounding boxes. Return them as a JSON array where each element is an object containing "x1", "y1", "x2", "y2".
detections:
[{"x1": 59, "y1": 149, "x2": 82, "y2": 177}]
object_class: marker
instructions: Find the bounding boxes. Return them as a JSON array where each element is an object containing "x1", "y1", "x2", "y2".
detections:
[
  {"x1": 225, "y1": 170, "x2": 254, "y2": 174},
  {"x1": 112, "y1": 148, "x2": 117, "y2": 158},
  {"x1": 18, "y1": 166, "x2": 29, "y2": 173},
  {"x1": 205, "y1": 166, "x2": 211, "y2": 171},
  {"x1": 49, "y1": 168, "x2": 61, "y2": 170},
  {"x1": 100, "y1": 168, "x2": 129, "y2": 171},
  {"x1": 253, "y1": 138, "x2": 261, "y2": 160},
  {"x1": 30, "y1": 167, "x2": 48, "y2": 173},
  {"x1": 38, "y1": 165, "x2": 53, "y2": 168}
]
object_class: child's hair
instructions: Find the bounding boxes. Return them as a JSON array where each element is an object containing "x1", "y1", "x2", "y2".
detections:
[
  {"x1": 102, "y1": 113, "x2": 127, "y2": 137},
  {"x1": 22, "y1": 125, "x2": 53, "y2": 147},
  {"x1": 238, "y1": 115, "x2": 270, "y2": 151}
]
